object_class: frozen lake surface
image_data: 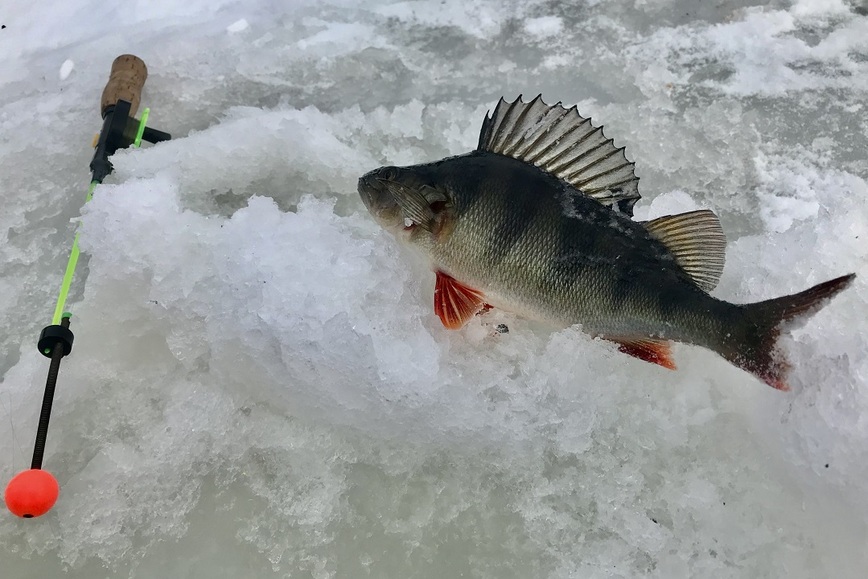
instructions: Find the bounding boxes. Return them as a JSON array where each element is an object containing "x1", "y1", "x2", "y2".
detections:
[{"x1": 1, "y1": 0, "x2": 867, "y2": 577}]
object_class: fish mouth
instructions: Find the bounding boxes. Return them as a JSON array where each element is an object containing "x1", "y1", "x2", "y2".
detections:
[
  {"x1": 357, "y1": 175, "x2": 373, "y2": 208},
  {"x1": 357, "y1": 171, "x2": 379, "y2": 194},
  {"x1": 357, "y1": 171, "x2": 387, "y2": 213},
  {"x1": 358, "y1": 168, "x2": 403, "y2": 226}
]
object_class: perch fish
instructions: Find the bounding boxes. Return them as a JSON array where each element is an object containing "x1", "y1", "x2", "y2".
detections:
[{"x1": 358, "y1": 95, "x2": 855, "y2": 390}]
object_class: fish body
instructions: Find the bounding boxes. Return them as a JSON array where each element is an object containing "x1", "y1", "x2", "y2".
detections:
[
  {"x1": 384, "y1": 151, "x2": 720, "y2": 340},
  {"x1": 358, "y1": 96, "x2": 855, "y2": 389}
]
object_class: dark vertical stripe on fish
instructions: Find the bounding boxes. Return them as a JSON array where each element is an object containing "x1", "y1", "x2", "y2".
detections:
[
  {"x1": 484, "y1": 191, "x2": 541, "y2": 267},
  {"x1": 545, "y1": 210, "x2": 594, "y2": 296}
]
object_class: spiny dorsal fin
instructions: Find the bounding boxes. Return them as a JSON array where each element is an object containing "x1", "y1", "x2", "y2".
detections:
[
  {"x1": 477, "y1": 94, "x2": 641, "y2": 216},
  {"x1": 642, "y1": 210, "x2": 726, "y2": 292}
]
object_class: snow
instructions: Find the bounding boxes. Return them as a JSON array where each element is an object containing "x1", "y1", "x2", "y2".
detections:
[
  {"x1": 59, "y1": 60, "x2": 75, "y2": 81},
  {"x1": 226, "y1": 19, "x2": 249, "y2": 34},
  {"x1": 1, "y1": 1, "x2": 867, "y2": 577},
  {"x1": 524, "y1": 16, "x2": 564, "y2": 38}
]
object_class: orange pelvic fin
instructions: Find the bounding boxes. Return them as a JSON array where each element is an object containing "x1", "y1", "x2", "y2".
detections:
[
  {"x1": 609, "y1": 337, "x2": 676, "y2": 370},
  {"x1": 434, "y1": 271, "x2": 486, "y2": 329}
]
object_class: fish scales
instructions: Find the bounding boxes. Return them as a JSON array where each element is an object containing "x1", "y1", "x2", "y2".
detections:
[
  {"x1": 357, "y1": 95, "x2": 855, "y2": 390},
  {"x1": 421, "y1": 152, "x2": 729, "y2": 343}
]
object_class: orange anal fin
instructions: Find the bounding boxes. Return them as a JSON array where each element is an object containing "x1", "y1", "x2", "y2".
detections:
[
  {"x1": 609, "y1": 337, "x2": 676, "y2": 370},
  {"x1": 434, "y1": 271, "x2": 486, "y2": 330}
]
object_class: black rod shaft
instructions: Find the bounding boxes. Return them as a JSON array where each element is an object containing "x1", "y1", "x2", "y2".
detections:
[{"x1": 31, "y1": 316, "x2": 70, "y2": 470}]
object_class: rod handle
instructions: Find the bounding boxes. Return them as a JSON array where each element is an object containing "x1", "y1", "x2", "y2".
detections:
[{"x1": 100, "y1": 54, "x2": 148, "y2": 117}]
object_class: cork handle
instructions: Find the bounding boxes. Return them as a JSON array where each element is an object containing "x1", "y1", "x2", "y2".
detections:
[{"x1": 100, "y1": 55, "x2": 148, "y2": 117}]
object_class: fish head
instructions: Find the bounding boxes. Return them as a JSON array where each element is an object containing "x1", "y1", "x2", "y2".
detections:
[{"x1": 358, "y1": 165, "x2": 452, "y2": 243}]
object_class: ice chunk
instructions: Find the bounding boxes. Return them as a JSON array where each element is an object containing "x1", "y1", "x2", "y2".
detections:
[
  {"x1": 59, "y1": 59, "x2": 74, "y2": 80},
  {"x1": 633, "y1": 190, "x2": 702, "y2": 221},
  {"x1": 227, "y1": 18, "x2": 249, "y2": 34},
  {"x1": 524, "y1": 16, "x2": 563, "y2": 38}
]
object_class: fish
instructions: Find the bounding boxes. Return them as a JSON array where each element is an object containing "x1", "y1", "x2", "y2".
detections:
[{"x1": 357, "y1": 95, "x2": 855, "y2": 390}]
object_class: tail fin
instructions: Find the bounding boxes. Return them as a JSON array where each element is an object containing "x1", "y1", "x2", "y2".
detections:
[{"x1": 723, "y1": 273, "x2": 855, "y2": 391}]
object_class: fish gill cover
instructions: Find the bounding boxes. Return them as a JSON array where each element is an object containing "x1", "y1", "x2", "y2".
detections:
[{"x1": 1, "y1": 0, "x2": 867, "y2": 577}]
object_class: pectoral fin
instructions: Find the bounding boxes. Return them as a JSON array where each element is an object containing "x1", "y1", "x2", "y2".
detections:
[{"x1": 434, "y1": 271, "x2": 486, "y2": 329}]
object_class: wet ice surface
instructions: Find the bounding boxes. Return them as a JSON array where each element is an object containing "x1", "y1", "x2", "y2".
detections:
[{"x1": 1, "y1": 0, "x2": 867, "y2": 577}]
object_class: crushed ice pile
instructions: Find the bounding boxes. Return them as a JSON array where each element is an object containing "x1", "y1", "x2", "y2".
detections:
[{"x1": 2, "y1": 0, "x2": 867, "y2": 577}]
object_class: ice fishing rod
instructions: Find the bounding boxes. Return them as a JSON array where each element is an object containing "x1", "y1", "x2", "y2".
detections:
[{"x1": 4, "y1": 55, "x2": 171, "y2": 518}]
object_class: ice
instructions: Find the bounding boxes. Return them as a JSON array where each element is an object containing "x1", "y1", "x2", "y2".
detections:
[
  {"x1": 59, "y1": 59, "x2": 75, "y2": 80},
  {"x1": 632, "y1": 3, "x2": 868, "y2": 96},
  {"x1": 524, "y1": 16, "x2": 564, "y2": 39},
  {"x1": 2, "y1": 1, "x2": 868, "y2": 578},
  {"x1": 632, "y1": 190, "x2": 702, "y2": 221},
  {"x1": 374, "y1": 0, "x2": 511, "y2": 40},
  {"x1": 226, "y1": 18, "x2": 249, "y2": 34}
]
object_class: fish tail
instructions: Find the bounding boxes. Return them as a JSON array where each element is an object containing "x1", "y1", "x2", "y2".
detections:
[{"x1": 721, "y1": 274, "x2": 855, "y2": 390}]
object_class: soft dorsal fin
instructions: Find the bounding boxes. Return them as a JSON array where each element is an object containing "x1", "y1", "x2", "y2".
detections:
[
  {"x1": 477, "y1": 94, "x2": 641, "y2": 216},
  {"x1": 642, "y1": 210, "x2": 726, "y2": 292}
]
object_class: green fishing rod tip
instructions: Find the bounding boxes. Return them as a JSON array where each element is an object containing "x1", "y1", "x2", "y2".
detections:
[{"x1": 134, "y1": 108, "x2": 150, "y2": 148}]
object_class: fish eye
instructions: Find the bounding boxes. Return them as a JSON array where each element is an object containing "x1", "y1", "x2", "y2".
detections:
[{"x1": 378, "y1": 166, "x2": 398, "y2": 181}]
